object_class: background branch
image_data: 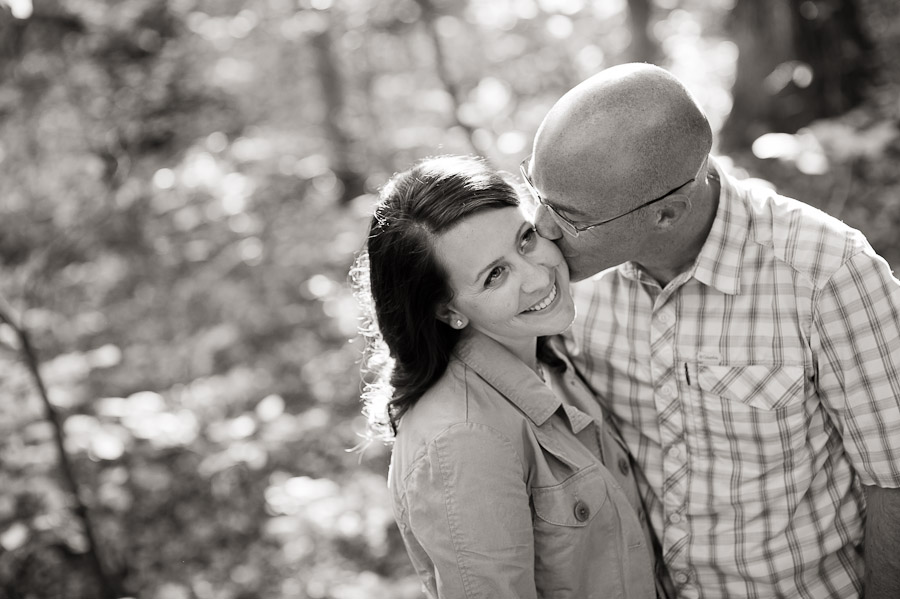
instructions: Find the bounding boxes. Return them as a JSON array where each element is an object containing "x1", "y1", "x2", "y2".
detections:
[
  {"x1": 417, "y1": 0, "x2": 491, "y2": 161},
  {"x1": 0, "y1": 297, "x2": 119, "y2": 599}
]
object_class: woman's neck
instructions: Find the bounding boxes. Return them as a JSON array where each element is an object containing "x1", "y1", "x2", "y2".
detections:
[
  {"x1": 464, "y1": 329, "x2": 540, "y2": 373},
  {"x1": 503, "y1": 337, "x2": 540, "y2": 372}
]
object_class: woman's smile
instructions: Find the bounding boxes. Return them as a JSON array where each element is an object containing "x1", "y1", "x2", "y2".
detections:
[{"x1": 523, "y1": 282, "x2": 558, "y2": 313}]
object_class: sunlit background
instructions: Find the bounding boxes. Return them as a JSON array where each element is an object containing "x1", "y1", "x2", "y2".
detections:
[{"x1": 0, "y1": 0, "x2": 898, "y2": 597}]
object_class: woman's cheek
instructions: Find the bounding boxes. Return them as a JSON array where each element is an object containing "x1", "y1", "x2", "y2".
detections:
[{"x1": 539, "y1": 238, "x2": 564, "y2": 261}]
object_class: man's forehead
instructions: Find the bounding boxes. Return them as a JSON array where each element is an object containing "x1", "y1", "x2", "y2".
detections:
[{"x1": 534, "y1": 160, "x2": 620, "y2": 213}]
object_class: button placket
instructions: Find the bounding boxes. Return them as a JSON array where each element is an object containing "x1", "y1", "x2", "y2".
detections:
[{"x1": 649, "y1": 301, "x2": 692, "y2": 571}]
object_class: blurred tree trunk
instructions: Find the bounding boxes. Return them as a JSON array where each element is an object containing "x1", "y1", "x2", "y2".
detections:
[
  {"x1": 720, "y1": 0, "x2": 876, "y2": 151},
  {"x1": 626, "y1": 0, "x2": 660, "y2": 63},
  {"x1": 857, "y1": 0, "x2": 900, "y2": 93},
  {"x1": 418, "y1": 0, "x2": 492, "y2": 160},
  {"x1": 310, "y1": 10, "x2": 366, "y2": 204}
]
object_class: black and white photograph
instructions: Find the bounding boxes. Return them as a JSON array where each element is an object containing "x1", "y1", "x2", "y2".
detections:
[{"x1": 1, "y1": 0, "x2": 899, "y2": 597}]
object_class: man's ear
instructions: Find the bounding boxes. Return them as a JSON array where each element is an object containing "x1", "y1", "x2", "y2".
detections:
[
  {"x1": 436, "y1": 303, "x2": 467, "y2": 329},
  {"x1": 654, "y1": 195, "x2": 690, "y2": 230}
]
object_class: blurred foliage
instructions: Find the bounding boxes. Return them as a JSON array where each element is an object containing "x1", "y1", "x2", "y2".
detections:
[{"x1": 0, "y1": 0, "x2": 897, "y2": 597}]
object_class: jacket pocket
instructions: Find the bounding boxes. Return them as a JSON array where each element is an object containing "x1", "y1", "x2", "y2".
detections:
[
  {"x1": 532, "y1": 463, "x2": 608, "y2": 527},
  {"x1": 696, "y1": 364, "x2": 805, "y2": 411}
]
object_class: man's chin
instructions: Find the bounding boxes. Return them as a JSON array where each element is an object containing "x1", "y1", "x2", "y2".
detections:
[
  {"x1": 566, "y1": 267, "x2": 594, "y2": 283},
  {"x1": 559, "y1": 248, "x2": 618, "y2": 281},
  {"x1": 565, "y1": 259, "x2": 617, "y2": 282}
]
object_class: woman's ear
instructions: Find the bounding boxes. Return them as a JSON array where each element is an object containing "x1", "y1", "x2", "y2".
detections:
[{"x1": 436, "y1": 304, "x2": 467, "y2": 329}]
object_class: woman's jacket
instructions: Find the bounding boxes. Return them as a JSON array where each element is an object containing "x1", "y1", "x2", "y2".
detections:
[{"x1": 389, "y1": 329, "x2": 662, "y2": 599}]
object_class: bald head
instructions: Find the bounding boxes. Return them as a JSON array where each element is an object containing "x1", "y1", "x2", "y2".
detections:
[{"x1": 533, "y1": 63, "x2": 712, "y2": 213}]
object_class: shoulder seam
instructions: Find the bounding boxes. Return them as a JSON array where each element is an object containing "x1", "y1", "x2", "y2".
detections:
[{"x1": 401, "y1": 420, "x2": 528, "y2": 486}]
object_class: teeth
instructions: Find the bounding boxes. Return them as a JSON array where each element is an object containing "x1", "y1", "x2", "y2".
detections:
[{"x1": 526, "y1": 284, "x2": 557, "y2": 312}]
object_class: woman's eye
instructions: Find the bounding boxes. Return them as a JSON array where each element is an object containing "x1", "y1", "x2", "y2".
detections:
[
  {"x1": 485, "y1": 266, "x2": 506, "y2": 287},
  {"x1": 521, "y1": 228, "x2": 537, "y2": 251}
]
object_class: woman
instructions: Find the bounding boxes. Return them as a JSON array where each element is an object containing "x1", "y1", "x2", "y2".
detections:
[{"x1": 352, "y1": 155, "x2": 663, "y2": 598}]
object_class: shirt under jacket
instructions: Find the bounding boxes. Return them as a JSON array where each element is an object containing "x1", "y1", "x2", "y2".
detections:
[
  {"x1": 567, "y1": 156, "x2": 900, "y2": 599},
  {"x1": 389, "y1": 330, "x2": 661, "y2": 599}
]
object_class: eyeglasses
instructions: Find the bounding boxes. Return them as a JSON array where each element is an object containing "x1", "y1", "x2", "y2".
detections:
[{"x1": 519, "y1": 155, "x2": 696, "y2": 237}]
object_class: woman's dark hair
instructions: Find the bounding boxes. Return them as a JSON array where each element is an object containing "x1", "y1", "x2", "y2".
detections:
[{"x1": 350, "y1": 155, "x2": 520, "y2": 440}]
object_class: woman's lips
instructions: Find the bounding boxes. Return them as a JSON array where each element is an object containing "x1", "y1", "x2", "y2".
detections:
[{"x1": 524, "y1": 282, "x2": 558, "y2": 312}]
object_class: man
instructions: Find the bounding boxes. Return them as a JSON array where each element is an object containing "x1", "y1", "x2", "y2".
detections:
[{"x1": 521, "y1": 63, "x2": 900, "y2": 598}]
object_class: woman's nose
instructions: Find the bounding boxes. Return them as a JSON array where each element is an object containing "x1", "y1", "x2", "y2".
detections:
[
  {"x1": 520, "y1": 254, "x2": 551, "y2": 293},
  {"x1": 534, "y1": 204, "x2": 562, "y2": 240}
]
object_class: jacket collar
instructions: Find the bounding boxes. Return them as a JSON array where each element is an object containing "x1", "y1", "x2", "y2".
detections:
[{"x1": 452, "y1": 330, "x2": 591, "y2": 432}]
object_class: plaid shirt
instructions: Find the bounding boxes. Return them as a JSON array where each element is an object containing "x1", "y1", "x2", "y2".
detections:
[{"x1": 566, "y1": 158, "x2": 900, "y2": 598}]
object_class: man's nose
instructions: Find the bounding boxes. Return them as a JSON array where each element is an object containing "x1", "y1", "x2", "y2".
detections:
[{"x1": 534, "y1": 203, "x2": 562, "y2": 240}]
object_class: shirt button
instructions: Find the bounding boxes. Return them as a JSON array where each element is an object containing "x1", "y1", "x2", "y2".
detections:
[
  {"x1": 617, "y1": 456, "x2": 630, "y2": 476},
  {"x1": 658, "y1": 313, "x2": 669, "y2": 324},
  {"x1": 669, "y1": 512, "x2": 682, "y2": 524},
  {"x1": 574, "y1": 500, "x2": 590, "y2": 522},
  {"x1": 668, "y1": 445, "x2": 681, "y2": 458},
  {"x1": 674, "y1": 571, "x2": 689, "y2": 584},
  {"x1": 661, "y1": 385, "x2": 674, "y2": 397}
]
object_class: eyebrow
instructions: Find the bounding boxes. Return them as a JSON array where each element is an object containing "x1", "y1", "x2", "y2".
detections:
[
  {"x1": 471, "y1": 221, "x2": 532, "y2": 285},
  {"x1": 548, "y1": 200, "x2": 591, "y2": 219}
]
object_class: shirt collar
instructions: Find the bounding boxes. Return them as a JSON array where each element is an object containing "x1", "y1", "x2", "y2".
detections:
[
  {"x1": 689, "y1": 156, "x2": 749, "y2": 295},
  {"x1": 612, "y1": 157, "x2": 748, "y2": 295},
  {"x1": 452, "y1": 330, "x2": 566, "y2": 429}
]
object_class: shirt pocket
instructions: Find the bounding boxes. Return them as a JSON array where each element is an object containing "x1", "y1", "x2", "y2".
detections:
[
  {"x1": 695, "y1": 363, "x2": 806, "y2": 411},
  {"x1": 688, "y1": 363, "x2": 809, "y2": 478}
]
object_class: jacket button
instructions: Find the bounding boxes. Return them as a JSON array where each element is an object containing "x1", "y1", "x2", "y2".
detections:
[
  {"x1": 618, "y1": 456, "x2": 630, "y2": 476},
  {"x1": 574, "y1": 500, "x2": 590, "y2": 522}
]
